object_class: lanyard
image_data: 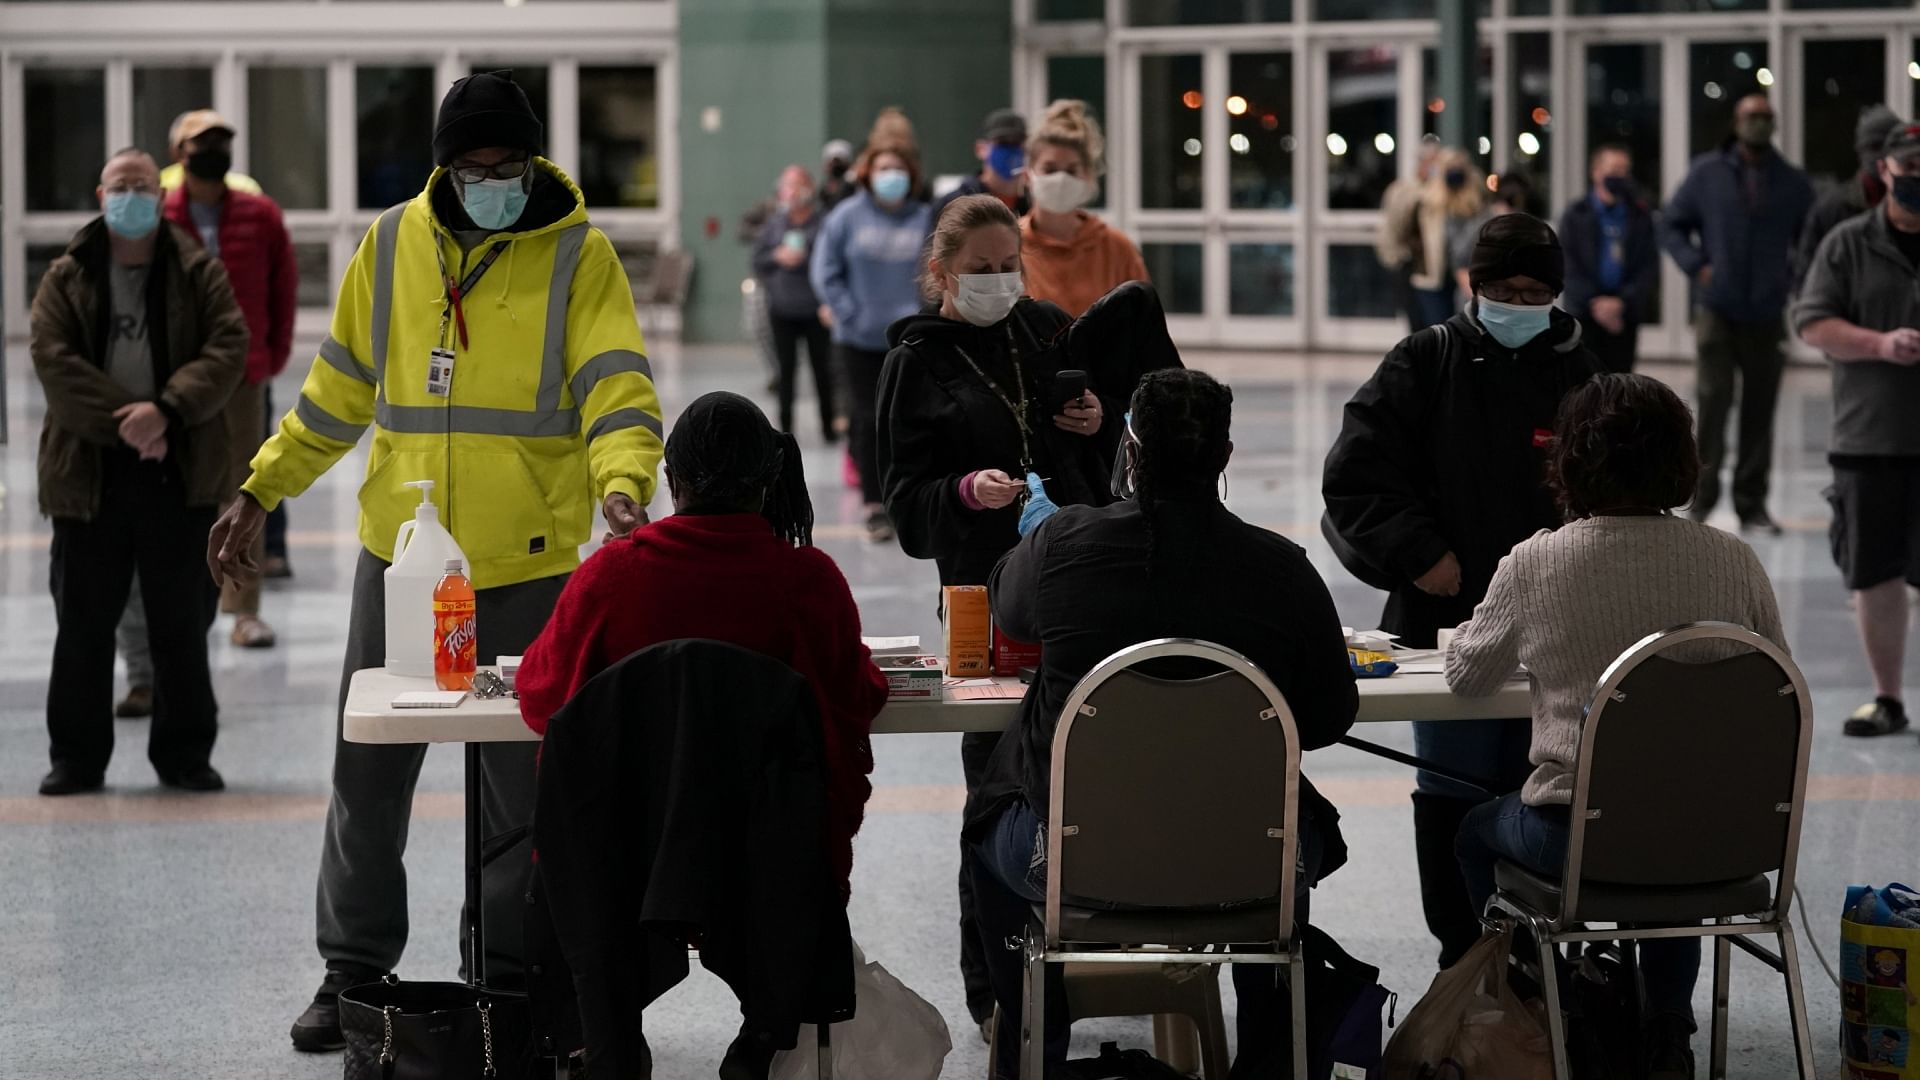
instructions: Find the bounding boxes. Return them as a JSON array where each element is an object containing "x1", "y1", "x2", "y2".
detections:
[
  {"x1": 435, "y1": 240, "x2": 508, "y2": 351},
  {"x1": 953, "y1": 331, "x2": 1033, "y2": 474}
]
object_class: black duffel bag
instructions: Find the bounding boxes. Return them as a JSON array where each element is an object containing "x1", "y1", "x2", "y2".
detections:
[{"x1": 340, "y1": 976, "x2": 532, "y2": 1080}]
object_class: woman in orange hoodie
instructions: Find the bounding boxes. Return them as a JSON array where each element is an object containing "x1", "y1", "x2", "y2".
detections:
[{"x1": 1019, "y1": 100, "x2": 1149, "y2": 317}]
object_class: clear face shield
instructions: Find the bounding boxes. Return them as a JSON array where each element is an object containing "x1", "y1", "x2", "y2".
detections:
[{"x1": 1109, "y1": 412, "x2": 1139, "y2": 500}]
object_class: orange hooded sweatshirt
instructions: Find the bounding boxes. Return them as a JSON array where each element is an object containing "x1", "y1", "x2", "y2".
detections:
[{"x1": 1020, "y1": 211, "x2": 1150, "y2": 317}]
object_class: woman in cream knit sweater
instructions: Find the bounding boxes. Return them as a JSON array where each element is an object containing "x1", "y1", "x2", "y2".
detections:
[{"x1": 1445, "y1": 373, "x2": 1785, "y2": 1079}]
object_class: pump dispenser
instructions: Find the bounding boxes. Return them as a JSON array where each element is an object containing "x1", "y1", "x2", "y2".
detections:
[{"x1": 384, "y1": 481, "x2": 469, "y2": 676}]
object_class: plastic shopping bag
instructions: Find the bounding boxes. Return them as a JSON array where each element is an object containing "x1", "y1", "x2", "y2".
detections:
[
  {"x1": 769, "y1": 942, "x2": 951, "y2": 1080},
  {"x1": 1841, "y1": 884, "x2": 1920, "y2": 1078},
  {"x1": 1381, "y1": 928, "x2": 1552, "y2": 1080}
]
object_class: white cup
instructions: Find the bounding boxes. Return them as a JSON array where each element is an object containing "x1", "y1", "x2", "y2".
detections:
[{"x1": 1436, "y1": 627, "x2": 1456, "y2": 654}]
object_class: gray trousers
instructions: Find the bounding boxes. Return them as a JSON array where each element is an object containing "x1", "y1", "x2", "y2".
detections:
[{"x1": 316, "y1": 547, "x2": 565, "y2": 979}]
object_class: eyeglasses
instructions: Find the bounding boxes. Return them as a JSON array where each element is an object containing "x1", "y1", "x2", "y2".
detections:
[
  {"x1": 450, "y1": 158, "x2": 530, "y2": 184},
  {"x1": 1479, "y1": 283, "x2": 1557, "y2": 306}
]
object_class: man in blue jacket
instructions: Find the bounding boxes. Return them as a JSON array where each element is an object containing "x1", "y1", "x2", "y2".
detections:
[
  {"x1": 1560, "y1": 144, "x2": 1658, "y2": 374},
  {"x1": 1660, "y1": 94, "x2": 1813, "y2": 534}
]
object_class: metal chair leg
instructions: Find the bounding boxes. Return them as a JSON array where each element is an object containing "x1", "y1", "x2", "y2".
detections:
[
  {"x1": 1535, "y1": 922, "x2": 1572, "y2": 1080},
  {"x1": 1287, "y1": 948, "x2": 1308, "y2": 1080},
  {"x1": 1777, "y1": 923, "x2": 1817, "y2": 1080},
  {"x1": 1710, "y1": 930, "x2": 1732, "y2": 1080},
  {"x1": 1020, "y1": 935, "x2": 1048, "y2": 1080}
]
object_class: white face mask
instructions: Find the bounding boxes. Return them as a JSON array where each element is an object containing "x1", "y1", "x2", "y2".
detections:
[
  {"x1": 949, "y1": 271, "x2": 1023, "y2": 327},
  {"x1": 1029, "y1": 171, "x2": 1095, "y2": 214}
]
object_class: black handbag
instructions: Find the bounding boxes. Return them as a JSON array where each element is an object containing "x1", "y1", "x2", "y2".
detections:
[{"x1": 339, "y1": 976, "x2": 532, "y2": 1080}]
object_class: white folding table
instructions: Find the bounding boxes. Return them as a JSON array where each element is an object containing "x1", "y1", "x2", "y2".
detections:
[{"x1": 342, "y1": 665, "x2": 1530, "y2": 986}]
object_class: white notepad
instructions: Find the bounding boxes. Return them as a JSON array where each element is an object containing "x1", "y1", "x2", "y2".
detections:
[{"x1": 392, "y1": 691, "x2": 469, "y2": 709}]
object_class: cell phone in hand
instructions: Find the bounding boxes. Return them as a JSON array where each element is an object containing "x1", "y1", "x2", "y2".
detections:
[{"x1": 1052, "y1": 369, "x2": 1088, "y2": 409}]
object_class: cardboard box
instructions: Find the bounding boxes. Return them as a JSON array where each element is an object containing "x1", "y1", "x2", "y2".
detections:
[
  {"x1": 943, "y1": 585, "x2": 992, "y2": 677},
  {"x1": 876, "y1": 654, "x2": 943, "y2": 698},
  {"x1": 991, "y1": 622, "x2": 1042, "y2": 677}
]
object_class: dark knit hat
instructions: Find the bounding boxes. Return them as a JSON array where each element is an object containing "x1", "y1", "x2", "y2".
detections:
[
  {"x1": 1468, "y1": 212, "x2": 1564, "y2": 294},
  {"x1": 433, "y1": 70, "x2": 543, "y2": 167},
  {"x1": 1858, "y1": 105, "x2": 1903, "y2": 155}
]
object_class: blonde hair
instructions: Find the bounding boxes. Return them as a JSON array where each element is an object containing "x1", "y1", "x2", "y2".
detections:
[
  {"x1": 1027, "y1": 98, "x2": 1106, "y2": 177},
  {"x1": 1425, "y1": 146, "x2": 1485, "y2": 219},
  {"x1": 867, "y1": 107, "x2": 918, "y2": 155},
  {"x1": 920, "y1": 194, "x2": 1021, "y2": 302}
]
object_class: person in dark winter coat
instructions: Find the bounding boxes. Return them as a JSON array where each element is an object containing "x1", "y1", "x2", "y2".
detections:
[
  {"x1": 972, "y1": 369, "x2": 1359, "y2": 1079},
  {"x1": 875, "y1": 192, "x2": 1113, "y2": 1034},
  {"x1": 1793, "y1": 105, "x2": 1902, "y2": 291},
  {"x1": 752, "y1": 166, "x2": 836, "y2": 441},
  {"x1": 1323, "y1": 212, "x2": 1599, "y2": 970},
  {"x1": 1559, "y1": 144, "x2": 1658, "y2": 374}
]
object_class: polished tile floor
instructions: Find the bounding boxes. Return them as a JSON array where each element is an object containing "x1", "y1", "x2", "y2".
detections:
[{"x1": 1, "y1": 337, "x2": 1914, "y2": 1079}]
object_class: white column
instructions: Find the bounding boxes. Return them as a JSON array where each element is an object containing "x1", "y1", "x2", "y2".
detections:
[{"x1": 547, "y1": 59, "x2": 581, "y2": 178}]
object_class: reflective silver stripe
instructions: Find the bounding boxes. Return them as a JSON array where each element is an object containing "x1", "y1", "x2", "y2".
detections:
[
  {"x1": 537, "y1": 224, "x2": 590, "y2": 413},
  {"x1": 586, "y1": 407, "x2": 665, "y2": 445},
  {"x1": 369, "y1": 206, "x2": 405, "y2": 385},
  {"x1": 568, "y1": 349, "x2": 652, "y2": 408},
  {"x1": 317, "y1": 335, "x2": 375, "y2": 385},
  {"x1": 296, "y1": 394, "x2": 368, "y2": 444},
  {"x1": 377, "y1": 403, "x2": 582, "y2": 439}
]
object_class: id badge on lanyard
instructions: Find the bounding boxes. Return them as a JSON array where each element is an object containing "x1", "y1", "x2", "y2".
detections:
[
  {"x1": 427, "y1": 347, "x2": 456, "y2": 397},
  {"x1": 429, "y1": 240, "x2": 507, "y2": 397}
]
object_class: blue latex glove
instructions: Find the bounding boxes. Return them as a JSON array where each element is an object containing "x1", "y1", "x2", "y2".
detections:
[{"x1": 1018, "y1": 471, "x2": 1060, "y2": 537}]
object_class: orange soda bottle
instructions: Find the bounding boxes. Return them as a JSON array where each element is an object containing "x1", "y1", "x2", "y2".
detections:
[{"x1": 433, "y1": 558, "x2": 478, "y2": 691}]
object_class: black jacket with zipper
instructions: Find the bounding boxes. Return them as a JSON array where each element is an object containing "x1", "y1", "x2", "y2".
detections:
[
  {"x1": 877, "y1": 298, "x2": 1116, "y2": 590},
  {"x1": 1322, "y1": 306, "x2": 1600, "y2": 648}
]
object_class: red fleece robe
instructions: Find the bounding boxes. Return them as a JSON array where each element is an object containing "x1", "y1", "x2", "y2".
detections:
[{"x1": 517, "y1": 512, "x2": 888, "y2": 898}]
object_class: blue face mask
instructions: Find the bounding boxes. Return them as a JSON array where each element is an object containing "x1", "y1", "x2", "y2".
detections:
[
  {"x1": 460, "y1": 176, "x2": 529, "y2": 231},
  {"x1": 987, "y1": 142, "x2": 1025, "y2": 181},
  {"x1": 103, "y1": 191, "x2": 160, "y2": 240},
  {"x1": 870, "y1": 168, "x2": 911, "y2": 205},
  {"x1": 1477, "y1": 297, "x2": 1554, "y2": 349}
]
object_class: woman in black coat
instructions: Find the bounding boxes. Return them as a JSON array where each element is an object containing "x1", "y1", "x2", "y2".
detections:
[{"x1": 873, "y1": 192, "x2": 1114, "y2": 1031}]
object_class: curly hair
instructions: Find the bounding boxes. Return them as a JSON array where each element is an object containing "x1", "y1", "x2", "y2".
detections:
[{"x1": 1546, "y1": 373, "x2": 1701, "y2": 520}]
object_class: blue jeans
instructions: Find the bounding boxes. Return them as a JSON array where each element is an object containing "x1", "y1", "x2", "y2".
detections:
[
  {"x1": 1413, "y1": 717, "x2": 1533, "y2": 799},
  {"x1": 972, "y1": 800, "x2": 1323, "y2": 1079},
  {"x1": 1457, "y1": 793, "x2": 1700, "y2": 1021}
]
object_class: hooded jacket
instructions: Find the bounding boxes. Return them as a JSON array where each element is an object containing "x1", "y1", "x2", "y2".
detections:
[
  {"x1": 242, "y1": 159, "x2": 664, "y2": 590},
  {"x1": 30, "y1": 220, "x2": 249, "y2": 522},
  {"x1": 810, "y1": 191, "x2": 934, "y2": 352},
  {"x1": 876, "y1": 298, "x2": 1114, "y2": 589},
  {"x1": 163, "y1": 185, "x2": 297, "y2": 385},
  {"x1": 1322, "y1": 306, "x2": 1600, "y2": 647},
  {"x1": 1018, "y1": 211, "x2": 1149, "y2": 318}
]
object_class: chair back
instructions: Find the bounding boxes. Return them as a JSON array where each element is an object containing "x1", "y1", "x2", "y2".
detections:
[
  {"x1": 1044, "y1": 639, "x2": 1301, "y2": 944},
  {"x1": 1562, "y1": 622, "x2": 1811, "y2": 916}
]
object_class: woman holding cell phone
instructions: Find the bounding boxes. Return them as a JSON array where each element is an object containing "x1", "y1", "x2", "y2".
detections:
[{"x1": 874, "y1": 191, "x2": 1115, "y2": 1038}]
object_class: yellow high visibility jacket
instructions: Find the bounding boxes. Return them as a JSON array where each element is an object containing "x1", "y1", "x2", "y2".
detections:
[
  {"x1": 158, "y1": 163, "x2": 263, "y2": 194},
  {"x1": 244, "y1": 160, "x2": 664, "y2": 590}
]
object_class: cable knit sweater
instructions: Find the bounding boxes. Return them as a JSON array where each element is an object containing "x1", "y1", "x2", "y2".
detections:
[{"x1": 1444, "y1": 514, "x2": 1786, "y2": 806}]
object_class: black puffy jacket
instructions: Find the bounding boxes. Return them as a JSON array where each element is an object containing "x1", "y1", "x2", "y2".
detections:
[{"x1": 1322, "y1": 307, "x2": 1600, "y2": 648}]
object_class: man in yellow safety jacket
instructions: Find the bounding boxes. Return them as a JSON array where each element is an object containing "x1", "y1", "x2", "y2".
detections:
[{"x1": 205, "y1": 71, "x2": 664, "y2": 1053}]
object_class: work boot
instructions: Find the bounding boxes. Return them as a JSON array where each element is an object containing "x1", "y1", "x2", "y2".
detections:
[
  {"x1": 290, "y1": 967, "x2": 383, "y2": 1053},
  {"x1": 115, "y1": 685, "x2": 153, "y2": 719}
]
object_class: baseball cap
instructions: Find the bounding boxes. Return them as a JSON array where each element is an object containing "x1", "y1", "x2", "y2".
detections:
[
  {"x1": 1885, "y1": 123, "x2": 1920, "y2": 159},
  {"x1": 170, "y1": 109, "x2": 235, "y2": 151},
  {"x1": 980, "y1": 108, "x2": 1027, "y2": 145}
]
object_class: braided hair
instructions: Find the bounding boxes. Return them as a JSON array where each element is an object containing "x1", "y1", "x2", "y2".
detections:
[
  {"x1": 1126, "y1": 369, "x2": 1234, "y2": 576},
  {"x1": 663, "y1": 391, "x2": 814, "y2": 547}
]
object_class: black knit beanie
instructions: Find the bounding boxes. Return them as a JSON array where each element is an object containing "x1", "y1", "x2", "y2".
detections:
[
  {"x1": 433, "y1": 70, "x2": 543, "y2": 167},
  {"x1": 1467, "y1": 212, "x2": 1564, "y2": 294}
]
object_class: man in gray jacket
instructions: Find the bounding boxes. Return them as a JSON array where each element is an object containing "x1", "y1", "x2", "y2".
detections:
[{"x1": 1795, "y1": 122, "x2": 1920, "y2": 741}]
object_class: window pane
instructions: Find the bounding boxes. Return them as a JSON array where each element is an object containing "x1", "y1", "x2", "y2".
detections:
[
  {"x1": 1689, "y1": 42, "x2": 1768, "y2": 162},
  {"x1": 579, "y1": 66, "x2": 660, "y2": 209},
  {"x1": 1801, "y1": 40, "x2": 1886, "y2": 190},
  {"x1": 1317, "y1": 0, "x2": 1433, "y2": 17},
  {"x1": 356, "y1": 66, "x2": 436, "y2": 210},
  {"x1": 1513, "y1": 0, "x2": 1550, "y2": 12},
  {"x1": 292, "y1": 242, "x2": 333, "y2": 308},
  {"x1": 1511, "y1": 34, "x2": 1553, "y2": 199},
  {"x1": 1326, "y1": 47, "x2": 1398, "y2": 211},
  {"x1": 1229, "y1": 53, "x2": 1294, "y2": 210},
  {"x1": 26, "y1": 243, "x2": 68, "y2": 305},
  {"x1": 249, "y1": 67, "x2": 328, "y2": 211},
  {"x1": 133, "y1": 67, "x2": 214, "y2": 166},
  {"x1": 1039, "y1": 0, "x2": 1103, "y2": 16},
  {"x1": 467, "y1": 65, "x2": 550, "y2": 136},
  {"x1": 1576, "y1": 0, "x2": 1760, "y2": 11},
  {"x1": 1421, "y1": 45, "x2": 1494, "y2": 174},
  {"x1": 26, "y1": 69, "x2": 105, "y2": 212},
  {"x1": 1139, "y1": 55, "x2": 1203, "y2": 211},
  {"x1": 1587, "y1": 44, "x2": 1663, "y2": 203},
  {"x1": 1130, "y1": 0, "x2": 1289, "y2": 23},
  {"x1": 1792, "y1": 0, "x2": 1908, "y2": 8},
  {"x1": 1047, "y1": 55, "x2": 1107, "y2": 209},
  {"x1": 1140, "y1": 242, "x2": 1203, "y2": 314},
  {"x1": 1327, "y1": 243, "x2": 1398, "y2": 318},
  {"x1": 1229, "y1": 244, "x2": 1295, "y2": 317}
]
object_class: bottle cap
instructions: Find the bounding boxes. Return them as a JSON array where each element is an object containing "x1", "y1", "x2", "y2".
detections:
[{"x1": 445, "y1": 559, "x2": 463, "y2": 573}]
